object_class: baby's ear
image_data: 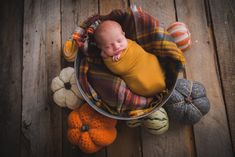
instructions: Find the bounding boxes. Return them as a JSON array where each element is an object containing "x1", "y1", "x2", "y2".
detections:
[{"x1": 122, "y1": 31, "x2": 125, "y2": 36}]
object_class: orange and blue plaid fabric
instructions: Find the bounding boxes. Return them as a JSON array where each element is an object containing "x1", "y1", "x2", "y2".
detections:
[{"x1": 78, "y1": 8, "x2": 185, "y2": 116}]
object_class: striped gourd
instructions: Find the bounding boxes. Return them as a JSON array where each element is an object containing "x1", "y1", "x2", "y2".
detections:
[
  {"x1": 126, "y1": 107, "x2": 169, "y2": 135},
  {"x1": 142, "y1": 107, "x2": 169, "y2": 135},
  {"x1": 167, "y1": 22, "x2": 191, "y2": 52}
]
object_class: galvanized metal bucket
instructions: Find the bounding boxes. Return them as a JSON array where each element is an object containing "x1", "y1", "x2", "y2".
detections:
[{"x1": 74, "y1": 53, "x2": 179, "y2": 120}]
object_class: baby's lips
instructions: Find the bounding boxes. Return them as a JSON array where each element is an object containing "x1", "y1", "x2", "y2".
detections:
[{"x1": 114, "y1": 50, "x2": 122, "y2": 55}]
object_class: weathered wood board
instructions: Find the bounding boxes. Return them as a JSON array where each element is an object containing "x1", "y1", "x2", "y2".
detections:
[
  {"x1": 61, "y1": 1, "x2": 102, "y2": 157},
  {"x1": 0, "y1": 1, "x2": 23, "y2": 157},
  {"x1": 176, "y1": 0, "x2": 234, "y2": 156},
  {"x1": 209, "y1": 0, "x2": 235, "y2": 152},
  {"x1": 22, "y1": 0, "x2": 62, "y2": 157}
]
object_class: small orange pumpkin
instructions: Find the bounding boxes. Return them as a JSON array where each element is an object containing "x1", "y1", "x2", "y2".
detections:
[
  {"x1": 67, "y1": 103, "x2": 117, "y2": 153},
  {"x1": 63, "y1": 40, "x2": 78, "y2": 62}
]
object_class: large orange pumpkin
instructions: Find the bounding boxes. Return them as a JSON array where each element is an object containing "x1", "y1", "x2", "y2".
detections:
[{"x1": 67, "y1": 103, "x2": 117, "y2": 153}]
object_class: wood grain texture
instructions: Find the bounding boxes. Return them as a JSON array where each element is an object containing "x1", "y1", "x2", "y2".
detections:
[
  {"x1": 61, "y1": 0, "x2": 99, "y2": 45},
  {"x1": 61, "y1": 0, "x2": 105, "y2": 157},
  {"x1": 106, "y1": 122, "x2": 142, "y2": 157},
  {"x1": 175, "y1": 0, "x2": 234, "y2": 156},
  {"x1": 131, "y1": 0, "x2": 176, "y2": 27},
  {"x1": 22, "y1": 0, "x2": 62, "y2": 157},
  {"x1": 209, "y1": 0, "x2": 235, "y2": 153},
  {"x1": 131, "y1": 0, "x2": 195, "y2": 157},
  {"x1": 0, "y1": 1, "x2": 23, "y2": 157},
  {"x1": 99, "y1": 0, "x2": 128, "y2": 15}
]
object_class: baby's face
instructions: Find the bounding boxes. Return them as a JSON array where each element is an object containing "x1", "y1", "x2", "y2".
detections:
[{"x1": 98, "y1": 28, "x2": 128, "y2": 57}]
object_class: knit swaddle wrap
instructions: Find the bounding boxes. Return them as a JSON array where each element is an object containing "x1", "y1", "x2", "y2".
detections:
[
  {"x1": 103, "y1": 39, "x2": 166, "y2": 97},
  {"x1": 77, "y1": 8, "x2": 185, "y2": 117}
]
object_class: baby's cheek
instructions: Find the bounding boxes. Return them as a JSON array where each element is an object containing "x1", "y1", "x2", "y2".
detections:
[
  {"x1": 123, "y1": 41, "x2": 128, "y2": 48},
  {"x1": 107, "y1": 50, "x2": 114, "y2": 56}
]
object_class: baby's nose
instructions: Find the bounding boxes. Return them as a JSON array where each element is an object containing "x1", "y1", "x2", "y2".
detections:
[{"x1": 113, "y1": 43, "x2": 119, "y2": 50}]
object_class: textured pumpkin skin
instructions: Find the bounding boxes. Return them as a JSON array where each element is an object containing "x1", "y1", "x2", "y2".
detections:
[
  {"x1": 67, "y1": 103, "x2": 117, "y2": 153},
  {"x1": 164, "y1": 79, "x2": 210, "y2": 124},
  {"x1": 51, "y1": 67, "x2": 84, "y2": 109},
  {"x1": 126, "y1": 107, "x2": 169, "y2": 135},
  {"x1": 142, "y1": 107, "x2": 169, "y2": 135}
]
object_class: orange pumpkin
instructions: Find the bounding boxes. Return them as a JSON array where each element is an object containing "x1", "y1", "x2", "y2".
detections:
[
  {"x1": 67, "y1": 103, "x2": 117, "y2": 153},
  {"x1": 63, "y1": 40, "x2": 78, "y2": 62}
]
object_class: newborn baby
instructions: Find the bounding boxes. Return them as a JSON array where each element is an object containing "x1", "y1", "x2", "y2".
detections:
[{"x1": 94, "y1": 20, "x2": 166, "y2": 97}]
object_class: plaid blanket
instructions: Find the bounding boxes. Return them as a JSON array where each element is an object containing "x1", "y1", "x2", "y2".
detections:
[{"x1": 78, "y1": 7, "x2": 185, "y2": 117}]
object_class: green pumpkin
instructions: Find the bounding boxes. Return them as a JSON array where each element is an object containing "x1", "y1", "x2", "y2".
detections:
[{"x1": 164, "y1": 79, "x2": 210, "y2": 124}]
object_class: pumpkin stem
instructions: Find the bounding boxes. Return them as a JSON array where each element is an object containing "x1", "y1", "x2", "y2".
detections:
[
  {"x1": 185, "y1": 97, "x2": 193, "y2": 103},
  {"x1": 81, "y1": 124, "x2": 89, "y2": 132},
  {"x1": 64, "y1": 82, "x2": 71, "y2": 90}
]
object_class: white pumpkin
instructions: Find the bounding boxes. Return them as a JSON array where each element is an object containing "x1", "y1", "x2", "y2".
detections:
[
  {"x1": 126, "y1": 107, "x2": 169, "y2": 135},
  {"x1": 51, "y1": 67, "x2": 84, "y2": 109}
]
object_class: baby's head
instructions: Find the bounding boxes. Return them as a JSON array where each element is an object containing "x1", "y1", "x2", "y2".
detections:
[{"x1": 94, "y1": 20, "x2": 128, "y2": 58}]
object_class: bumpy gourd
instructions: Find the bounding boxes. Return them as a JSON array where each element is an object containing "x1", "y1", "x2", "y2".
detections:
[
  {"x1": 67, "y1": 103, "x2": 117, "y2": 153},
  {"x1": 164, "y1": 79, "x2": 210, "y2": 124},
  {"x1": 51, "y1": 67, "x2": 84, "y2": 109}
]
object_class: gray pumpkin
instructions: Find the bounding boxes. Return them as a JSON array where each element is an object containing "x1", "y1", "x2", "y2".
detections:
[{"x1": 164, "y1": 79, "x2": 210, "y2": 124}]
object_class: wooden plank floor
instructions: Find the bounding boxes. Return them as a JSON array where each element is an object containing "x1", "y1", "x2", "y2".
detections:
[{"x1": 0, "y1": 0, "x2": 234, "y2": 157}]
